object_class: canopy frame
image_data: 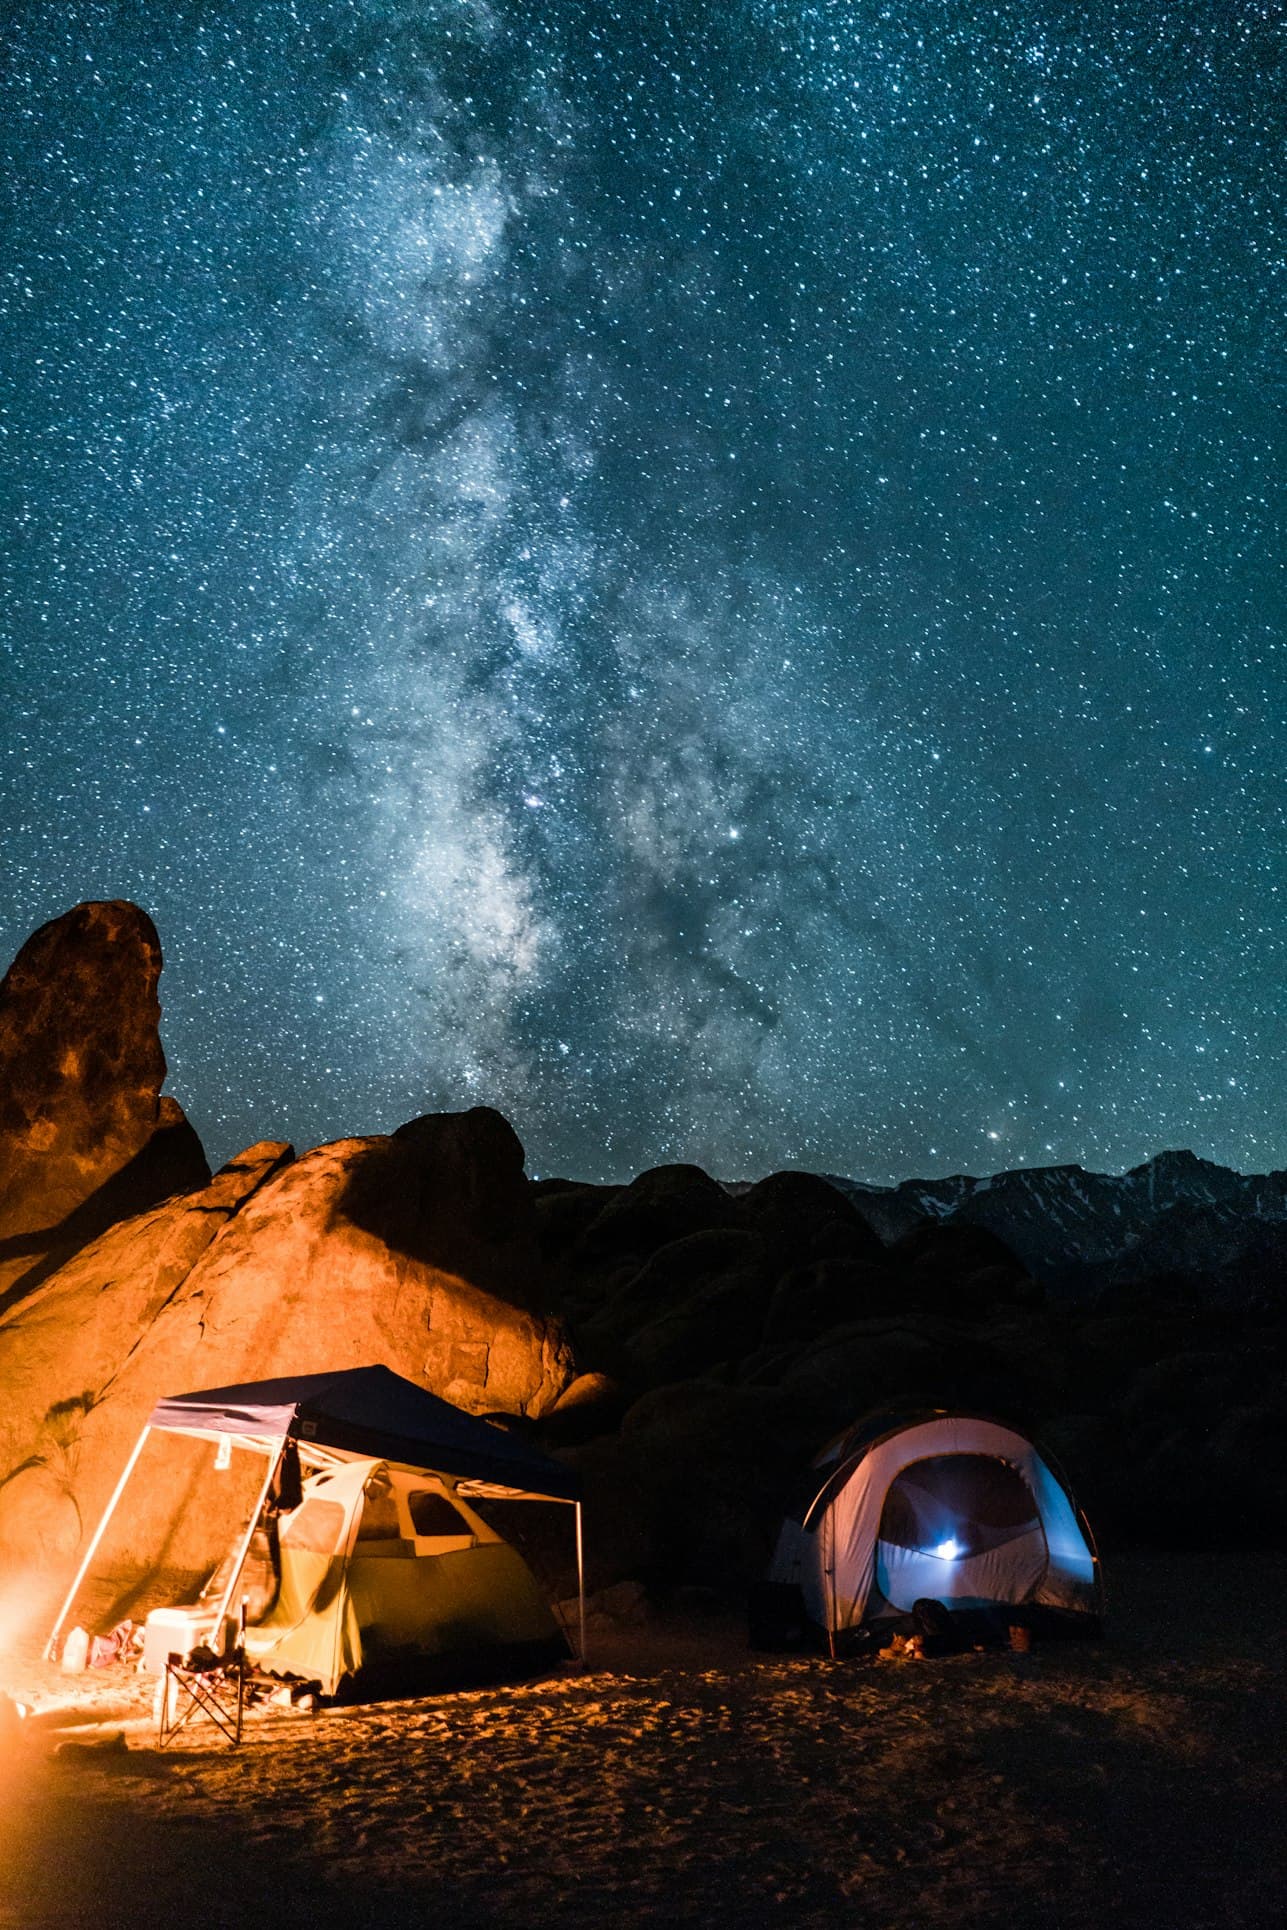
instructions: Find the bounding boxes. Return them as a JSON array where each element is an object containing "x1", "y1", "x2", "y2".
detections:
[{"x1": 48, "y1": 1375, "x2": 588, "y2": 1668}]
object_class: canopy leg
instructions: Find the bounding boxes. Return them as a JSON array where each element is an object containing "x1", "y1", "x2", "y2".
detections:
[
  {"x1": 207, "y1": 1441, "x2": 285, "y2": 1648},
  {"x1": 46, "y1": 1425, "x2": 151, "y2": 1661},
  {"x1": 575, "y1": 1500, "x2": 587, "y2": 1669}
]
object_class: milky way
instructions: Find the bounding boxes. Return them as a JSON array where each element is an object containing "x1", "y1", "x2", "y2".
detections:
[{"x1": 2, "y1": 2, "x2": 1284, "y2": 1181}]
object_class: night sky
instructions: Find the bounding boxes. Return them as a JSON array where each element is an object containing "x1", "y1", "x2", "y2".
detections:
[{"x1": 2, "y1": 2, "x2": 1284, "y2": 1183}]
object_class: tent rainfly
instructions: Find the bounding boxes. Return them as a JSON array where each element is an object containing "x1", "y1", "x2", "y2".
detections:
[
  {"x1": 48, "y1": 1366, "x2": 586, "y2": 1693},
  {"x1": 763, "y1": 1409, "x2": 1101, "y2": 1648}
]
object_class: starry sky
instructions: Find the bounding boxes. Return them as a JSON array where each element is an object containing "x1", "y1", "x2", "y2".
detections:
[{"x1": 2, "y1": 1, "x2": 1284, "y2": 1183}]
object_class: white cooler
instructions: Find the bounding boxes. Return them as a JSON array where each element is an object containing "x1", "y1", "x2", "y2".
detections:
[{"x1": 142, "y1": 1605, "x2": 230, "y2": 1673}]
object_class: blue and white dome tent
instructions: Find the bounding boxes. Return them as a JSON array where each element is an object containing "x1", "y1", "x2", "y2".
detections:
[{"x1": 760, "y1": 1408, "x2": 1102, "y2": 1652}]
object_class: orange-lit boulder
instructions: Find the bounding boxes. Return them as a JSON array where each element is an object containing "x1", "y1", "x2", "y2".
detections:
[
  {"x1": 0, "y1": 1142, "x2": 294, "y2": 1571},
  {"x1": 0, "y1": 901, "x2": 209, "y2": 1311},
  {"x1": 153, "y1": 1111, "x2": 572, "y2": 1420},
  {"x1": 0, "y1": 1109, "x2": 575, "y2": 1593}
]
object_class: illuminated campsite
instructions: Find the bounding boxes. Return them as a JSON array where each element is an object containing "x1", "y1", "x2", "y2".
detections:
[
  {"x1": 4, "y1": 2, "x2": 1287, "y2": 1925},
  {"x1": 2, "y1": 902, "x2": 1286, "y2": 1927}
]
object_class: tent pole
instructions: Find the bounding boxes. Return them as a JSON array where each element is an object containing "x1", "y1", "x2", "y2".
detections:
[
  {"x1": 207, "y1": 1437, "x2": 285, "y2": 1652},
  {"x1": 575, "y1": 1500, "x2": 587, "y2": 1669},
  {"x1": 46, "y1": 1424, "x2": 152, "y2": 1661}
]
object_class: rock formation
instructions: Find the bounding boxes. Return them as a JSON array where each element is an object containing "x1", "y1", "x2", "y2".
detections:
[
  {"x1": 151, "y1": 1111, "x2": 571, "y2": 1420},
  {"x1": 0, "y1": 901, "x2": 209, "y2": 1311},
  {"x1": 532, "y1": 1155, "x2": 1287, "y2": 1599},
  {"x1": 0, "y1": 1142, "x2": 294, "y2": 1570},
  {"x1": 0, "y1": 1110, "x2": 575, "y2": 1598},
  {"x1": 3, "y1": 899, "x2": 1284, "y2": 1630}
]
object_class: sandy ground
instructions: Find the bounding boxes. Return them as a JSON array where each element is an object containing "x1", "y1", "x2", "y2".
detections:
[{"x1": 2, "y1": 1554, "x2": 1285, "y2": 1930}]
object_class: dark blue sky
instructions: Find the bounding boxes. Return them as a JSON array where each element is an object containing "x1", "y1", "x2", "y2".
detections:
[{"x1": 2, "y1": 1, "x2": 1284, "y2": 1181}]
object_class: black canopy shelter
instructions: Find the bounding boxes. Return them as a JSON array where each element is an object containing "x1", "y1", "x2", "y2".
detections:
[
  {"x1": 148, "y1": 1364, "x2": 582, "y2": 1501},
  {"x1": 48, "y1": 1365, "x2": 586, "y2": 1668}
]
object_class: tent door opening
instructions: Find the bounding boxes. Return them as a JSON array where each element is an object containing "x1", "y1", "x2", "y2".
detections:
[{"x1": 873, "y1": 1453, "x2": 1049, "y2": 1614}]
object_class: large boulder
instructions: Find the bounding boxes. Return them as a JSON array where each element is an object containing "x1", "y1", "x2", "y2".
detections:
[
  {"x1": 560, "y1": 1379, "x2": 801, "y2": 1595},
  {"x1": 762, "y1": 1256, "x2": 902, "y2": 1343},
  {"x1": 540, "y1": 1371, "x2": 627, "y2": 1446},
  {"x1": 620, "y1": 1269, "x2": 773, "y2": 1388},
  {"x1": 891, "y1": 1219, "x2": 1041, "y2": 1315},
  {"x1": 0, "y1": 1142, "x2": 294, "y2": 1571},
  {"x1": 742, "y1": 1170, "x2": 885, "y2": 1272},
  {"x1": 178, "y1": 1111, "x2": 569, "y2": 1411},
  {"x1": 0, "y1": 1108, "x2": 576, "y2": 1604},
  {"x1": 531, "y1": 1180, "x2": 624, "y2": 1265},
  {"x1": 574, "y1": 1228, "x2": 774, "y2": 1389},
  {"x1": 768, "y1": 1317, "x2": 963, "y2": 1438},
  {"x1": 572, "y1": 1164, "x2": 743, "y2": 1269},
  {"x1": 0, "y1": 901, "x2": 209, "y2": 1310}
]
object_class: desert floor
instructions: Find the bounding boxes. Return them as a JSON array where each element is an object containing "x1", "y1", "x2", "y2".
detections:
[{"x1": 2, "y1": 1553, "x2": 1285, "y2": 1930}]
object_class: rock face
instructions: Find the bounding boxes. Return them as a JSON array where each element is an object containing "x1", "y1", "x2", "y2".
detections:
[
  {"x1": 0, "y1": 1143, "x2": 294, "y2": 1572},
  {"x1": 0, "y1": 902, "x2": 209, "y2": 1310},
  {"x1": 0, "y1": 1109, "x2": 575, "y2": 1599},
  {"x1": 168, "y1": 1111, "x2": 569, "y2": 1417}
]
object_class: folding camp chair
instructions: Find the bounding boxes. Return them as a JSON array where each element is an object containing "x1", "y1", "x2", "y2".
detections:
[
  {"x1": 157, "y1": 1646, "x2": 247, "y2": 1747},
  {"x1": 156, "y1": 1606, "x2": 249, "y2": 1748}
]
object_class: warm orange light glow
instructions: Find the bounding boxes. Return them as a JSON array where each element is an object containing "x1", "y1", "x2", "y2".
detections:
[{"x1": 0, "y1": 1572, "x2": 43, "y2": 1669}]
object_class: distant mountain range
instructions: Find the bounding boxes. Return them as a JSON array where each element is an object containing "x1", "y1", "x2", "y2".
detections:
[{"x1": 827, "y1": 1150, "x2": 1287, "y2": 1303}]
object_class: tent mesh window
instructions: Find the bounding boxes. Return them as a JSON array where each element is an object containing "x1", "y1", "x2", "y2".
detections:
[
  {"x1": 356, "y1": 1474, "x2": 415, "y2": 1555},
  {"x1": 878, "y1": 1454, "x2": 1041, "y2": 1558},
  {"x1": 407, "y1": 1490, "x2": 472, "y2": 1536}
]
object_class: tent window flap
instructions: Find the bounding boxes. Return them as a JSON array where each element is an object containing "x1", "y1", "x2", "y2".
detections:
[{"x1": 280, "y1": 1499, "x2": 348, "y2": 1557}]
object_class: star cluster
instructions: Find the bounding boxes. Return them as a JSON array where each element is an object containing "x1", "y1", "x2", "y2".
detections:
[{"x1": 2, "y1": 1, "x2": 1284, "y2": 1181}]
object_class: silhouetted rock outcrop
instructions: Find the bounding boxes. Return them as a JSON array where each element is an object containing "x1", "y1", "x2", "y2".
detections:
[
  {"x1": 574, "y1": 1164, "x2": 743, "y2": 1268},
  {"x1": 742, "y1": 1170, "x2": 883, "y2": 1271},
  {"x1": 529, "y1": 1142, "x2": 1287, "y2": 1595},
  {"x1": 580, "y1": 1228, "x2": 768, "y2": 1377},
  {"x1": 0, "y1": 902, "x2": 209, "y2": 1310},
  {"x1": 891, "y1": 1221, "x2": 1040, "y2": 1316},
  {"x1": 531, "y1": 1180, "x2": 623, "y2": 1264}
]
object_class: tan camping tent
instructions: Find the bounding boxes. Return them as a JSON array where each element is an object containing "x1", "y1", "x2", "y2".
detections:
[{"x1": 241, "y1": 1457, "x2": 561, "y2": 1693}]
